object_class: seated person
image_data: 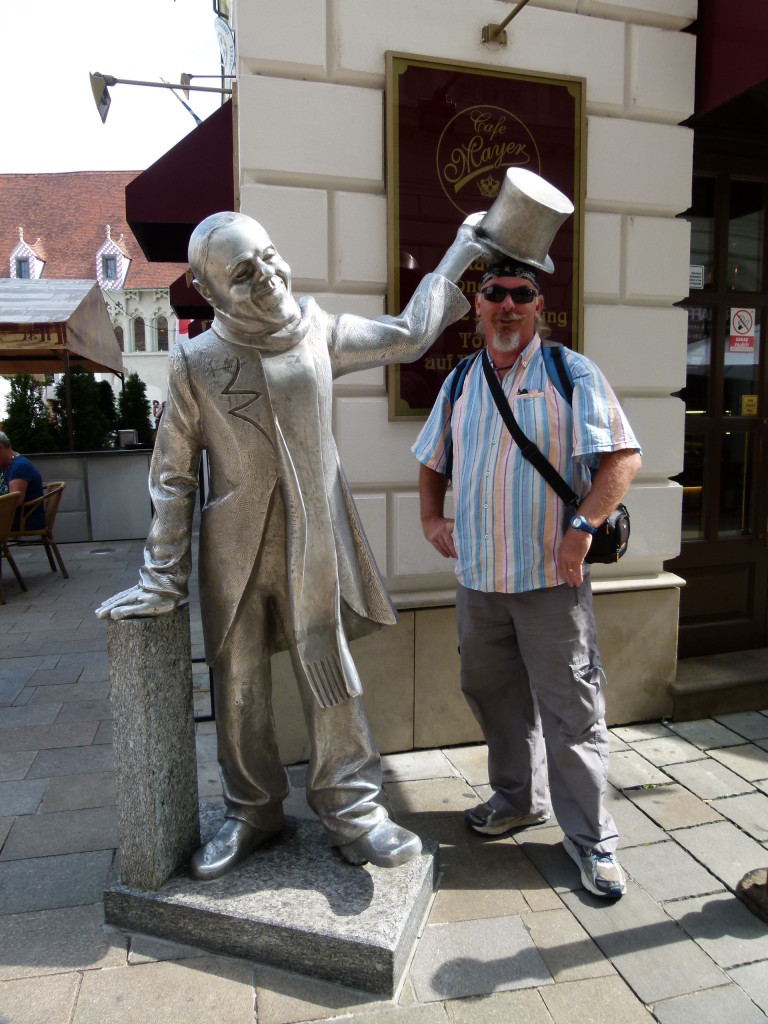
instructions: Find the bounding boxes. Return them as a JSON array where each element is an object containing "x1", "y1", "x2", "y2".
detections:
[{"x1": 0, "y1": 432, "x2": 45, "y2": 530}]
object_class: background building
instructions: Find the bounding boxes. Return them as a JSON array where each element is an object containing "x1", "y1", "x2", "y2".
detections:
[{"x1": 0, "y1": 171, "x2": 186, "y2": 416}]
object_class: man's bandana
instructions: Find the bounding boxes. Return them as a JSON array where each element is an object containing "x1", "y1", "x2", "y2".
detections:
[{"x1": 480, "y1": 259, "x2": 540, "y2": 290}]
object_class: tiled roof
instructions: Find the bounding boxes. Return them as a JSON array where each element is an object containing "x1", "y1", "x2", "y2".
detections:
[{"x1": 0, "y1": 172, "x2": 186, "y2": 289}]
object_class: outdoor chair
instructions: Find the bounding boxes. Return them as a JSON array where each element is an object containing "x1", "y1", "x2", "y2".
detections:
[
  {"x1": 9, "y1": 481, "x2": 69, "y2": 579},
  {"x1": 0, "y1": 491, "x2": 28, "y2": 604}
]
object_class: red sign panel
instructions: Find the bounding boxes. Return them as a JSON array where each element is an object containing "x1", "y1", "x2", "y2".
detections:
[{"x1": 386, "y1": 54, "x2": 584, "y2": 418}]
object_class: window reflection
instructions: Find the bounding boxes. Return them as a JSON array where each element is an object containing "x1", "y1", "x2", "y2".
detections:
[
  {"x1": 687, "y1": 175, "x2": 716, "y2": 290},
  {"x1": 727, "y1": 179, "x2": 765, "y2": 292},
  {"x1": 719, "y1": 431, "x2": 753, "y2": 536},
  {"x1": 672, "y1": 434, "x2": 705, "y2": 540},
  {"x1": 680, "y1": 307, "x2": 711, "y2": 415}
]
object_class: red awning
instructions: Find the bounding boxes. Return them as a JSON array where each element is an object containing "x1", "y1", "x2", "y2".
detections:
[
  {"x1": 125, "y1": 100, "x2": 235, "y2": 264},
  {"x1": 695, "y1": 0, "x2": 768, "y2": 116}
]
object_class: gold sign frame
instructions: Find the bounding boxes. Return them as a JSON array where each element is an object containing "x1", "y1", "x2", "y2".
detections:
[{"x1": 386, "y1": 52, "x2": 585, "y2": 420}]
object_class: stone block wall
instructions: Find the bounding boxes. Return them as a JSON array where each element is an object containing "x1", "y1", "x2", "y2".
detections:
[{"x1": 233, "y1": 0, "x2": 697, "y2": 743}]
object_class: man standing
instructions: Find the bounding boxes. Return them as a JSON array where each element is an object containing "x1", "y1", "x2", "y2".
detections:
[
  {"x1": 413, "y1": 249, "x2": 641, "y2": 898},
  {"x1": 98, "y1": 210, "x2": 489, "y2": 880}
]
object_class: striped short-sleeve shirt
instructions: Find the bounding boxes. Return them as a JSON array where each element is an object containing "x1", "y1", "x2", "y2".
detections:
[{"x1": 412, "y1": 336, "x2": 640, "y2": 594}]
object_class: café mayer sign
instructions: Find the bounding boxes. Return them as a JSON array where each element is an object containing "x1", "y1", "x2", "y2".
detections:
[{"x1": 386, "y1": 54, "x2": 584, "y2": 419}]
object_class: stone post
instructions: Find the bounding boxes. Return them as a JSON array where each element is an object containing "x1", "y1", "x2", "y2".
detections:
[{"x1": 107, "y1": 606, "x2": 200, "y2": 890}]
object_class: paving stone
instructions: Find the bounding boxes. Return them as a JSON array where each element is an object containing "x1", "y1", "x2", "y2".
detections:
[
  {"x1": 384, "y1": 777, "x2": 478, "y2": 816},
  {"x1": 128, "y1": 934, "x2": 211, "y2": 964},
  {"x1": 652, "y1": 982, "x2": 766, "y2": 1024},
  {"x1": 539, "y1": 975, "x2": 655, "y2": 1023},
  {"x1": 39, "y1": 771, "x2": 116, "y2": 812},
  {"x1": 0, "y1": 703, "x2": 62, "y2": 728},
  {"x1": 671, "y1": 821, "x2": 768, "y2": 892},
  {"x1": 441, "y1": 744, "x2": 489, "y2": 786},
  {"x1": 628, "y1": 735, "x2": 706, "y2": 767},
  {"x1": 26, "y1": 666, "x2": 84, "y2": 687},
  {"x1": 0, "y1": 850, "x2": 114, "y2": 914},
  {"x1": 713, "y1": 711, "x2": 768, "y2": 741},
  {"x1": 706, "y1": 743, "x2": 768, "y2": 782},
  {"x1": 710, "y1": 791, "x2": 768, "y2": 841},
  {"x1": 729, "y1": 962, "x2": 768, "y2": 1015},
  {"x1": 0, "y1": 972, "x2": 81, "y2": 1024},
  {"x1": 0, "y1": 903, "x2": 126, "y2": 980},
  {"x1": 561, "y1": 882, "x2": 727, "y2": 1003},
  {"x1": 0, "y1": 750, "x2": 36, "y2": 781},
  {"x1": 0, "y1": 667, "x2": 35, "y2": 706},
  {"x1": 0, "y1": 720, "x2": 98, "y2": 754},
  {"x1": 195, "y1": 730, "x2": 219, "y2": 763},
  {"x1": 72, "y1": 956, "x2": 255, "y2": 1024},
  {"x1": 625, "y1": 782, "x2": 722, "y2": 829},
  {"x1": 429, "y1": 845, "x2": 530, "y2": 923},
  {"x1": 607, "y1": 732, "x2": 630, "y2": 751},
  {"x1": 619, "y1": 840, "x2": 724, "y2": 902},
  {"x1": 514, "y1": 822, "x2": 576, "y2": 894},
  {"x1": 664, "y1": 891, "x2": 768, "y2": 968},
  {"x1": 28, "y1": 680, "x2": 111, "y2": 704},
  {"x1": 409, "y1": 915, "x2": 552, "y2": 1002},
  {"x1": 604, "y1": 785, "x2": 667, "y2": 848},
  {"x1": 612, "y1": 723, "x2": 671, "y2": 742},
  {"x1": 664, "y1": 759, "x2": 756, "y2": 800},
  {"x1": 26, "y1": 744, "x2": 114, "y2": 778},
  {"x1": 252, "y1": 961, "x2": 382, "y2": 1024},
  {"x1": 444, "y1": 988, "x2": 554, "y2": 1024},
  {"x1": 381, "y1": 749, "x2": 459, "y2": 783},
  {"x1": 667, "y1": 718, "x2": 746, "y2": 750},
  {"x1": 607, "y1": 750, "x2": 672, "y2": 790},
  {"x1": 0, "y1": 805, "x2": 118, "y2": 861},
  {"x1": 197, "y1": 760, "x2": 225, "y2": 799},
  {"x1": 54, "y1": 699, "x2": 112, "y2": 722},
  {"x1": 11, "y1": 687, "x2": 34, "y2": 707},
  {"x1": 0, "y1": 778, "x2": 49, "y2": 816},
  {"x1": 521, "y1": 908, "x2": 615, "y2": 983},
  {"x1": 0, "y1": 815, "x2": 12, "y2": 849},
  {"x1": 93, "y1": 719, "x2": 113, "y2": 744}
]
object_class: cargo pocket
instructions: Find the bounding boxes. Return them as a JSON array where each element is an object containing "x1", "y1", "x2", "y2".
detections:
[{"x1": 568, "y1": 655, "x2": 606, "y2": 739}]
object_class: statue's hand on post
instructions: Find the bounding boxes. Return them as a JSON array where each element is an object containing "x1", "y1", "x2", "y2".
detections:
[
  {"x1": 95, "y1": 585, "x2": 181, "y2": 620},
  {"x1": 433, "y1": 212, "x2": 502, "y2": 283}
]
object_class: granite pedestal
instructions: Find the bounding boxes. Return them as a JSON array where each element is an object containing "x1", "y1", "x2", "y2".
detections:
[
  {"x1": 107, "y1": 608, "x2": 200, "y2": 890},
  {"x1": 105, "y1": 803, "x2": 437, "y2": 996}
]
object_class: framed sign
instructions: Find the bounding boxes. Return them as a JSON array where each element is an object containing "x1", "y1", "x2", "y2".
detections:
[{"x1": 386, "y1": 53, "x2": 585, "y2": 419}]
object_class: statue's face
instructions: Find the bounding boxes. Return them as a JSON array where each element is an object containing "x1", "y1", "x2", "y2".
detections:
[{"x1": 202, "y1": 219, "x2": 300, "y2": 331}]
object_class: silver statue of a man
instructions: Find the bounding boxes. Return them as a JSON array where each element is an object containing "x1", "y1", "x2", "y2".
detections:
[{"x1": 97, "y1": 210, "x2": 490, "y2": 880}]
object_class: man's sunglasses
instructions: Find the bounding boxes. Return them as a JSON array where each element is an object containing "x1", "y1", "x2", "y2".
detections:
[{"x1": 480, "y1": 285, "x2": 538, "y2": 304}]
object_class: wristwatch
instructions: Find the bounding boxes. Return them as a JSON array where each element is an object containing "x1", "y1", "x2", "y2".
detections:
[{"x1": 569, "y1": 514, "x2": 596, "y2": 535}]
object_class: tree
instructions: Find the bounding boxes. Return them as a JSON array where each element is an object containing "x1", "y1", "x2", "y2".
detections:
[
  {"x1": 2, "y1": 374, "x2": 58, "y2": 453},
  {"x1": 118, "y1": 372, "x2": 154, "y2": 446},
  {"x1": 51, "y1": 367, "x2": 115, "y2": 451}
]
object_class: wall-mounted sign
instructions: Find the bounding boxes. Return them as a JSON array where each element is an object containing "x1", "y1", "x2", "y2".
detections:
[
  {"x1": 385, "y1": 53, "x2": 585, "y2": 419},
  {"x1": 741, "y1": 394, "x2": 759, "y2": 416},
  {"x1": 729, "y1": 307, "x2": 755, "y2": 353},
  {"x1": 689, "y1": 264, "x2": 705, "y2": 290}
]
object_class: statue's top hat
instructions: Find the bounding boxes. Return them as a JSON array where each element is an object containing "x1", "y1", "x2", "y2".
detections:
[{"x1": 477, "y1": 168, "x2": 574, "y2": 274}]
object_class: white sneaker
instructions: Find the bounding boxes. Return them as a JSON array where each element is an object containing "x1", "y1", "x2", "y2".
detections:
[
  {"x1": 465, "y1": 802, "x2": 551, "y2": 836},
  {"x1": 563, "y1": 835, "x2": 626, "y2": 898}
]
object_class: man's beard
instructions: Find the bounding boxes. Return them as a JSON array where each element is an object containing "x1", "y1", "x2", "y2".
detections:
[{"x1": 491, "y1": 324, "x2": 525, "y2": 352}]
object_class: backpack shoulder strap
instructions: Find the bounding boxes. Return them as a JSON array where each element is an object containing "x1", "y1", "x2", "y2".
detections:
[
  {"x1": 444, "y1": 351, "x2": 480, "y2": 481},
  {"x1": 541, "y1": 341, "x2": 574, "y2": 405}
]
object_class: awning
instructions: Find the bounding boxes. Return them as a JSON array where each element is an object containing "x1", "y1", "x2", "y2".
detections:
[
  {"x1": 695, "y1": 0, "x2": 768, "y2": 116},
  {"x1": 125, "y1": 100, "x2": 235, "y2": 264},
  {"x1": 0, "y1": 279, "x2": 124, "y2": 375}
]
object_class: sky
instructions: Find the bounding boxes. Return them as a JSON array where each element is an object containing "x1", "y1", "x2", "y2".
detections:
[{"x1": 0, "y1": 0, "x2": 224, "y2": 174}]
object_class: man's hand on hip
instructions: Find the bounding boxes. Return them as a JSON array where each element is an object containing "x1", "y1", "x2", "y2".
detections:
[
  {"x1": 422, "y1": 514, "x2": 458, "y2": 559},
  {"x1": 557, "y1": 528, "x2": 592, "y2": 587}
]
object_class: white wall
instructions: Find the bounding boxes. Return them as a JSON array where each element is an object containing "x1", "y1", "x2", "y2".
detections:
[{"x1": 233, "y1": 0, "x2": 697, "y2": 596}]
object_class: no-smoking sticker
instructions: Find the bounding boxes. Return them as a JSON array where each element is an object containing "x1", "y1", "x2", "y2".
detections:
[{"x1": 730, "y1": 308, "x2": 755, "y2": 353}]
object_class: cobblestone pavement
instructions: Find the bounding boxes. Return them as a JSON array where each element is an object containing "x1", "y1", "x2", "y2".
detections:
[{"x1": 2, "y1": 541, "x2": 768, "y2": 1023}]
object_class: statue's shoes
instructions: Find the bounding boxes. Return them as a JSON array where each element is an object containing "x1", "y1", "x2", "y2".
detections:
[
  {"x1": 338, "y1": 820, "x2": 422, "y2": 868},
  {"x1": 189, "y1": 818, "x2": 282, "y2": 881}
]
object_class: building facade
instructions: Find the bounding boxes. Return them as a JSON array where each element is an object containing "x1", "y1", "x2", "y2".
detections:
[{"x1": 220, "y1": 0, "x2": 697, "y2": 757}]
